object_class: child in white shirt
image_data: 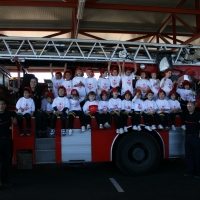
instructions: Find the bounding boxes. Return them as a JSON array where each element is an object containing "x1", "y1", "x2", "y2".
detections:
[
  {"x1": 155, "y1": 89, "x2": 170, "y2": 130},
  {"x1": 50, "y1": 63, "x2": 65, "y2": 98},
  {"x1": 143, "y1": 89, "x2": 157, "y2": 131},
  {"x1": 121, "y1": 90, "x2": 133, "y2": 132},
  {"x1": 72, "y1": 66, "x2": 86, "y2": 105},
  {"x1": 176, "y1": 80, "x2": 195, "y2": 110},
  {"x1": 132, "y1": 89, "x2": 144, "y2": 131},
  {"x1": 149, "y1": 70, "x2": 160, "y2": 100},
  {"x1": 62, "y1": 69, "x2": 73, "y2": 98},
  {"x1": 85, "y1": 67, "x2": 97, "y2": 95},
  {"x1": 97, "y1": 68, "x2": 110, "y2": 99},
  {"x1": 83, "y1": 91, "x2": 103, "y2": 129},
  {"x1": 98, "y1": 90, "x2": 111, "y2": 128},
  {"x1": 108, "y1": 88, "x2": 124, "y2": 134},
  {"x1": 50, "y1": 86, "x2": 70, "y2": 136},
  {"x1": 68, "y1": 89, "x2": 86, "y2": 135},
  {"x1": 121, "y1": 60, "x2": 137, "y2": 96},
  {"x1": 16, "y1": 87, "x2": 35, "y2": 136},
  {"x1": 168, "y1": 90, "x2": 185, "y2": 130}
]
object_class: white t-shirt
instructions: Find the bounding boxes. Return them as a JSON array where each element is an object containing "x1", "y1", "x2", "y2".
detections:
[
  {"x1": 160, "y1": 78, "x2": 173, "y2": 97},
  {"x1": 135, "y1": 79, "x2": 151, "y2": 97},
  {"x1": 121, "y1": 99, "x2": 133, "y2": 112},
  {"x1": 97, "y1": 78, "x2": 110, "y2": 96},
  {"x1": 149, "y1": 78, "x2": 160, "y2": 100},
  {"x1": 176, "y1": 88, "x2": 195, "y2": 102},
  {"x1": 46, "y1": 102, "x2": 53, "y2": 112},
  {"x1": 62, "y1": 80, "x2": 73, "y2": 98},
  {"x1": 168, "y1": 99, "x2": 181, "y2": 110},
  {"x1": 143, "y1": 99, "x2": 158, "y2": 113},
  {"x1": 82, "y1": 100, "x2": 99, "y2": 114},
  {"x1": 51, "y1": 77, "x2": 65, "y2": 98},
  {"x1": 108, "y1": 98, "x2": 122, "y2": 112},
  {"x1": 108, "y1": 75, "x2": 121, "y2": 88},
  {"x1": 121, "y1": 73, "x2": 135, "y2": 95},
  {"x1": 156, "y1": 99, "x2": 170, "y2": 113},
  {"x1": 85, "y1": 77, "x2": 97, "y2": 94},
  {"x1": 72, "y1": 77, "x2": 86, "y2": 99},
  {"x1": 16, "y1": 97, "x2": 35, "y2": 114},
  {"x1": 69, "y1": 98, "x2": 82, "y2": 111},
  {"x1": 132, "y1": 98, "x2": 144, "y2": 111},
  {"x1": 98, "y1": 100, "x2": 109, "y2": 113},
  {"x1": 52, "y1": 96, "x2": 70, "y2": 113}
]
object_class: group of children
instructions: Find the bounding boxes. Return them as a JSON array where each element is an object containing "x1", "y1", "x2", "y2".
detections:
[{"x1": 16, "y1": 61, "x2": 195, "y2": 136}]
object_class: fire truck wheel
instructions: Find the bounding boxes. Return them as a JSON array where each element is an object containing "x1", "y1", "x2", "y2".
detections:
[{"x1": 115, "y1": 132, "x2": 161, "y2": 175}]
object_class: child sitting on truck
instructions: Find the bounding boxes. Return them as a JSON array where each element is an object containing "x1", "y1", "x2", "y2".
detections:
[
  {"x1": 16, "y1": 87, "x2": 35, "y2": 136},
  {"x1": 50, "y1": 86, "x2": 70, "y2": 136}
]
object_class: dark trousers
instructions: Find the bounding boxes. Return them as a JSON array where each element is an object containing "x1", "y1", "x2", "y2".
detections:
[
  {"x1": 100, "y1": 112, "x2": 111, "y2": 125},
  {"x1": 17, "y1": 113, "x2": 31, "y2": 130},
  {"x1": 0, "y1": 138, "x2": 12, "y2": 183},
  {"x1": 121, "y1": 112, "x2": 131, "y2": 127},
  {"x1": 132, "y1": 111, "x2": 142, "y2": 126},
  {"x1": 34, "y1": 110, "x2": 43, "y2": 132},
  {"x1": 180, "y1": 99, "x2": 188, "y2": 110},
  {"x1": 68, "y1": 110, "x2": 85, "y2": 129},
  {"x1": 111, "y1": 112, "x2": 123, "y2": 129},
  {"x1": 41, "y1": 112, "x2": 53, "y2": 132},
  {"x1": 185, "y1": 135, "x2": 200, "y2": 175},
  {"x1": 169, "y1": 112, "x2": 185, "y2": 125},
  {"x1": 155, "y1": 113, "x2": 169, "y2": 127},
  {"x1": 50, "y1": 112, "x2": 67, "y2": 129},
  {"x1": 85, "y1": 112, "x2": 102, "y2": 125},
  {"x1": 143, "y1": 113, "x2": 155, "y2": 126}
]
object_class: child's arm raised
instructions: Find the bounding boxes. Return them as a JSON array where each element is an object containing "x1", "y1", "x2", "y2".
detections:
[
  {"x1": 133, "y1": 61, "x2": 137, "y2": 75},
  {"x1": 117, "y1": 60, "x2": 122, "y2": 76},
  {"x1": 64, "y1": 63, "x2": 67, "y2": 73},
  {"x1": 107, "y1": 60, "x2": 111, "y2": 76},
  {"x1": 50, "y1": 63, "x2": 53, "y2": 78},
  {"x1": 121, "y1": 60, "x2": 125, "y2": 74}
]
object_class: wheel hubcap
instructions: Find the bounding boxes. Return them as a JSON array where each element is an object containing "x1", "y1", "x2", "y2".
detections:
[{"x1": 132, "y1": 147, "x2": 145, "y2": 161}]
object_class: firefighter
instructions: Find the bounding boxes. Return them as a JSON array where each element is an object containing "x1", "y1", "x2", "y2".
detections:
[
  {"x1": 184, "y1": 101, "x2": 200, "y2": 178},
  {"x1": 0, "y1": 98, "x2": 17, "y2": 188}
]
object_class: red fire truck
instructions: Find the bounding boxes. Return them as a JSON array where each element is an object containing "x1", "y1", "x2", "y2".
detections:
[{"x1": 1, "y1": 37, "x2": 200, "y2": 175}]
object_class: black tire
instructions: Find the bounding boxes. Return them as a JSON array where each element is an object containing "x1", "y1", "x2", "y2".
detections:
[{"x1": 115, "y1": 132, "x2": 161, "y2": 175}]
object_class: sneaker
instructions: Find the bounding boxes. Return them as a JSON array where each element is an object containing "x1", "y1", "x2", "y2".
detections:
[
  {"x1": 19, "y1": 129, "x2": 24, "y2": 136},
  {"x1": 104, "y1": 122, "x2": 111, "y2": 129},
  {"x1": 87, "y1": 124, "x2": 91, "y2": 129},
  {"x1": 194, "y1": 175, "x2": 200, "y2": 179},
  {"x1": 171, "y1": 125, "x2": 176, "y2": 130},
  {"x1": 137, "y1": 125, "x2": 141, "y2": 131},
  {"x1": 50, "y1": 129, "x2": 55, "y2": 136},
  {"x1": 119, "y1": 128, "x2": 124, "y2": 134},
  {"x1": 61, "y1": 129, "x2": 66, "y2": 136},
  {"x1": 26, "y1": 129, "x2": 31, "y2": 136},
  {"x1": 99, "y1": 124, "x2": 104, "y2": 129},
  {"x1": 81, "y1": 126, "x2": 86, "y2": 132},
  {"x1": 68, "y1": 129, "x2": 73, "y2": 135},
  {"x1": 116, "y1": 129, "x2": 120, "y2": 134},
  {"x1": 158, "y1": 124, "x2": 164, "y2": 130},
  {"x1": 151, "y1": 125, "x2": 156, "y2": 130},
  {"x1": 184, "y1": 172, "x2": 194, "y2": 177},
  {"x1": 132, "y1": 125, "x2": 137, "y2": 130},
  {"x1": 181, "y1": 125, "x2": 186, "y2": 130},
  {"x1": 165, "y1": 126, "x2": 169, "y2": 130},
  {"x1": 124, "y1": 126, "x2": 128, "y2": 132},
  {"x1": 145, "y1": 126, "x2": 152, "y2": 131}
]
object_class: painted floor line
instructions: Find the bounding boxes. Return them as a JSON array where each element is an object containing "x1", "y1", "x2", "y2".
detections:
[{"x1": 109, "y1": 178, "x2": 124, "y2": 193}]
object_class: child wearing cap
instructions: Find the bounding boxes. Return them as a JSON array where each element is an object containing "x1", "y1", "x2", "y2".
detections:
[
  {"x1": 97, "y1": 68, "x2": 110, "y2": 99},
  {"x1": 108, "y1": 60, "x2": 122, "y2": 96},
  {"x1": 155, "y1": 89, "x2": 170, "y2": 130},
  {"x1": 83, "y1": 91, "x2": 103, "y2": 129},
  {"x1": 41, "y1": 88, "x2": 49, "y2": 111},
  {"x1": 168, "y1": 90, "x2": 185, "y2": 130},
  {"x1": 85, "y1": 67, "x2": 98, "y2": 95},
  {"x1": 121, "y1": 60, "x2": 137, "y2": 96},
  {"x1": 121, "y1": 90, "x2": 133, "y2": 132},
  {"x1": 160, "y1": 68, "x2": 174, "y2": 98},
  {"x1": 68, "y1": 89, "x2": 86, "y2": 135},
  {"x1": 62, "y1": 68, "x2": 73, "y2": 98},
  {"x1": 98, "y1": 90, "x2": 111, "y2": 128},
  {"x1": 16, "y1": 87, "x2": 35, "y2": 136},
  {"x1": 143, "y1": 89, "x2": 158, "y2": 131},
  {"x1": 49, "y1": 86, "x2": 70, "y2": 136},
  {"x1": 176, "y1": 80, "x2": 195, "y2": 109},
  {"x1": 72, "y1": 66, "x2": 86, "y2": 105},
  {"x1": 108, "y1": 87, "x2": 124, "y2": 134},
  {"x1": 149, "y1": 70, "x2": 160, "y2": 100},
  {"x1": 132, "y1": 89, "x2": 144, "y2": 131},
  {"x1": 50, "y1": 63, "x2": 65, "y2": 98},
  {"x1": 135, "y1": 70, "x2": 151, "y2": 98}
]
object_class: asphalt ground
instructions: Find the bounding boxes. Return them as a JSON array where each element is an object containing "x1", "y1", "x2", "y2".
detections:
[{"x1": 1, "y1": 159, "x2": 200, "y2": 200}]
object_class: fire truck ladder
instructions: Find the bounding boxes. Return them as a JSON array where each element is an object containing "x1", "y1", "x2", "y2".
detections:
[{"x1": 0, "y1": 36, "x2": 200, "y2": 65}]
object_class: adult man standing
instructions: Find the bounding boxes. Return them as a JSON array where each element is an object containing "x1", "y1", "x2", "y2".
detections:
[
  {"x1": 0, "y1": 99, "x2": 17, "y2": 188},
  {"x1": 184, "y1": 101, "x2": 200, "y2": 178}
]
